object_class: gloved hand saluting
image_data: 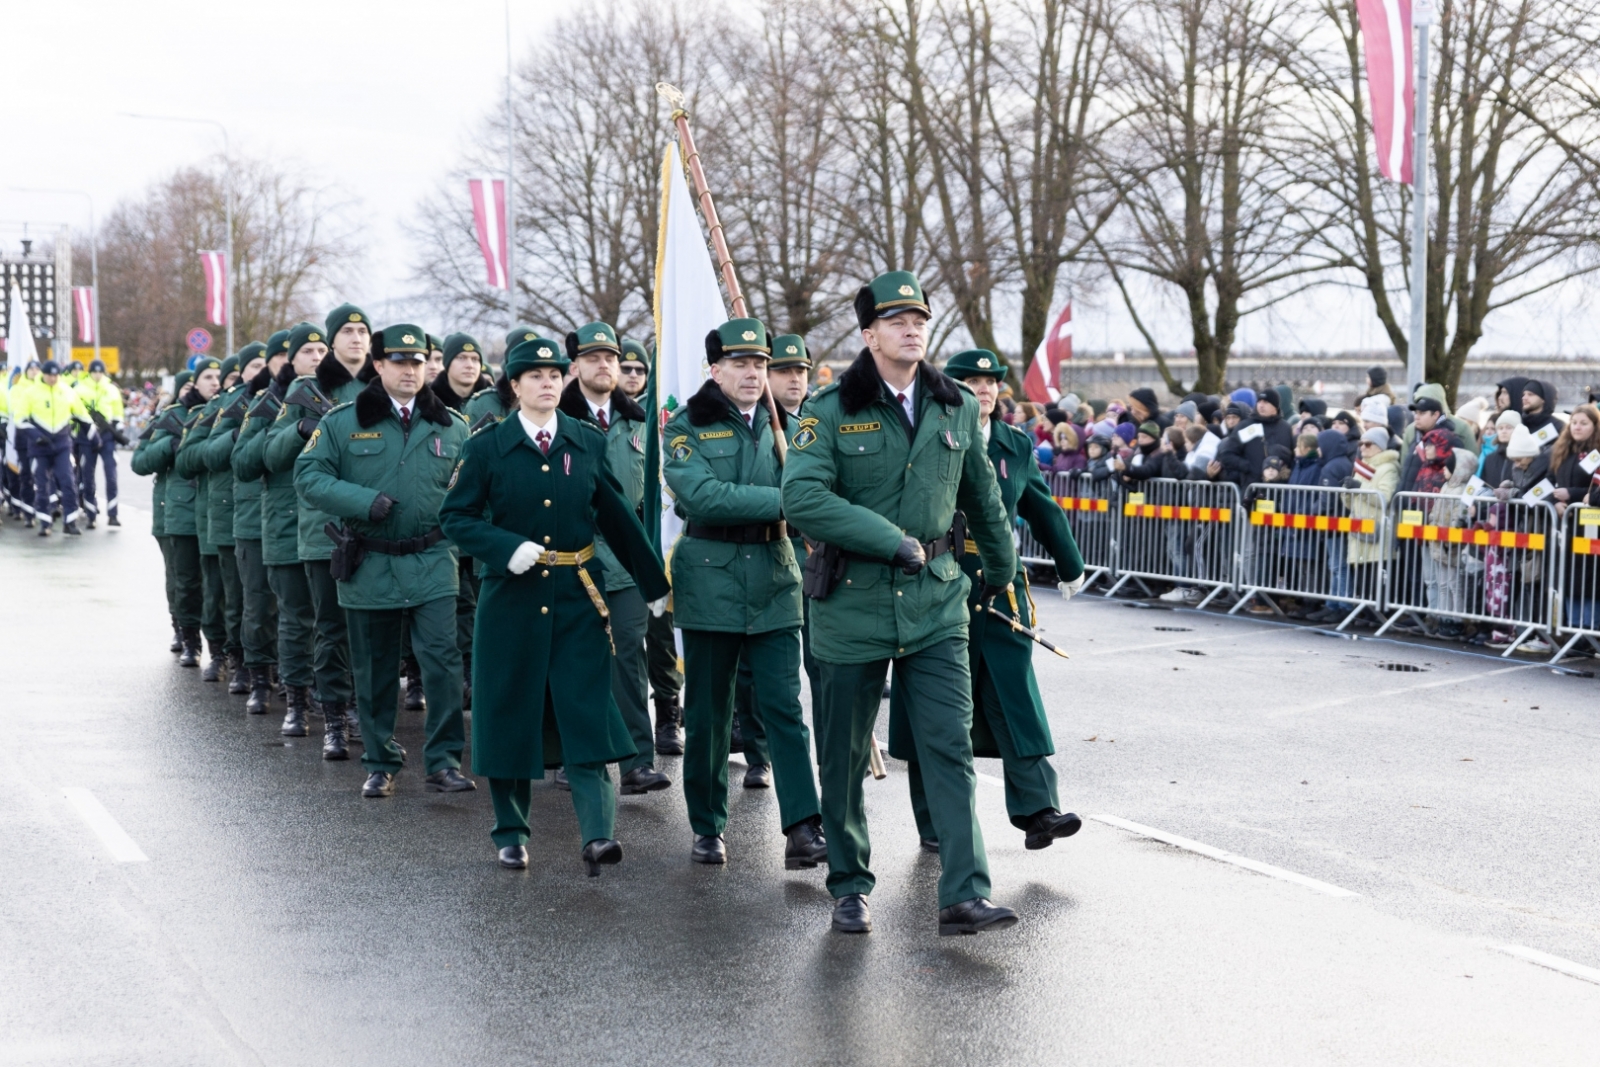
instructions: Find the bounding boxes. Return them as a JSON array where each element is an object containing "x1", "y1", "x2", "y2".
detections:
[
  {"x1": 507, "y1": 542, "x2": 545, "y2": 575},
  {"x1": 891, "y1": 535, "x2": 926, "y2": 576},
  {"x1": 1059, "y1": 575, "x2": 1085, "y2": 601}
]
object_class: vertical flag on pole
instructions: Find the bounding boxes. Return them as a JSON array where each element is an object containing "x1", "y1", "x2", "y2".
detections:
[
  {"x1": 468, "y1": 178, "x2": 510, "y2": 290},
  {"x1": 199, "y1": 251, "x2": 228, "y2": 326},
  {"x1": 72, "y1": 287, "x2": 95, "y2": 344},
  {"x1": 1024, "y1": 301, "x2": 1072, "y2": 405},
  {"x1": 1355, "y1": 0, "x2": 1414, "y2": 182}
]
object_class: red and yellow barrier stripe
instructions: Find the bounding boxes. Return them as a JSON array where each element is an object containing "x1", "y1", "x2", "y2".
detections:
[
  {"x1": 1054, "y1": 496, "x2": 1110, "y2": 513},
  {"x1": 1122, "y1": 503, "x2": 1232, "y2": 523},
  {"x1": 1572, "y1": 537, "x2": 1600, "y2": 555},
  {"x1": 1249, "y1": 512, "x2": 1376, "y2": 534},
  {"x1": 1395, "y1": 523, "x2": 1544, "y2": 550}
]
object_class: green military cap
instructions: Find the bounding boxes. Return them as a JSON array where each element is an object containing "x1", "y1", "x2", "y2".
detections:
[
  {"x1": 235, "y1": 341, "x2": 269, "y2": 369},
  {"x1": 942, "y1": 348, "x2": 1006, "y2": 380},
  {"x1": 192, "y1": 357, "x2": 222, "y2": 374},
  {"x1": 442, "y1": 332, "x2": 482, "y2": 367},
  {"x1": 853, "y1": 270, "x2": 930, "y2": 329},
  {"x1": 174, "y1": 370, "x2": 195, "y2": 390},
  {"x1": 704, "y1": 318, "x2": 770, "y2": 363},
  {"x1": 506, "y1": 324, "x2": 541, "y2": 350},
  {"x1": 768, "y1": 333, "x2": 810, "y2": 370},
  {"x1": 505, "y1": 335, "x2": 569, "y2": 379},
  {"x1": 619, "y1": 337, "x2": 650, "y2": 369},
  {"x1": 218, "y1": 354, "x2": 241, "y2": 381},
  {"x1": 325, "y1": 302, "x2": 370, "y2": 337},
  {"x1": 267, "y1": 329, "x2": 292, "y2": 358},
  {"x1": 373, "y1": 323, "x2": 430, "y2": 361},
  {"x1": 426, "y1": 332, "x2": 443, "y2": 354},
  {"x1": 565, "y1": 321, "x2": 621, "y2": 358},
  {"x1": 286, "y1": 321, "x2": 326, "y2": 359}
]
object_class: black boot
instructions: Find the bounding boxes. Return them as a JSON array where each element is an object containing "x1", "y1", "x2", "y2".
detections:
[
  {"x1": 654, "y1": 697, "x2": 683, "y2": 756},
  {"x1": 201, "y1": 641, "x2": 224, "y2": 683},
  {"x1": 1023, "y1": 809, "x2": 1083, "y2": 851},
  {"x1": 62, "y1": 520, "x2": 81, "y2": 535},
  {"x1": 227, "y1": 652, "x2": 249, "y2": 694},
  {"x1": 402, "y1": 656, "x2": 424, "y2": 711},
  {"x1": 784, "y1": 816, "x2": 828, "y2": 869},
  {"x1": 322, "y1": 704, "x2": 349, "y2": 761},
  {"x1": 245, "y1": 668, "x2": 272, "y2": 715},
  {"x1": 282, "y1": 686, "x2": 310, "y2": 737},
  {"x1": 170, "y1": 621, "x2": 183, "y2": 654},
  {"x1": 178, "y1": 628, "x2": 202, "y2": 668},
  {"x1": 343, "y1": 702, "x2": 362, "y2": 744}
]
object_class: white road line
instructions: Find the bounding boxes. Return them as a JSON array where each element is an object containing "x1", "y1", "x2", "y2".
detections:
[
  {"x1": 1495, "y1": 944, "x2": 1600, "y2": 985},
  {"x1": 62, "y1": 787, "x2": 149, "y2": 863},
  {"x1": 975, "y1": 771, "x2": 1006, "y2": 788},
  {"x1": 1091, "y1": 814, "x2": 1359, "y2": 898}
]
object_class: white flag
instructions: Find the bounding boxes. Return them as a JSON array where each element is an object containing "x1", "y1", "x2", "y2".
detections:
[{"x1": 4, "y1": 281, "x2": 34, "y2": 472}]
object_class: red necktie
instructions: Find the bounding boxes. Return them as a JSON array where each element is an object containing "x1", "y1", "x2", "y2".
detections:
[
  {"x1": 399, "y1": 406, "x2": 411, "y2": 434},
  {"x1": 536, "y1": 429, "x2": 551, "y2": 454},
  {"x1": 596, "y1": 409, "x2": 609, "y2": 431}
]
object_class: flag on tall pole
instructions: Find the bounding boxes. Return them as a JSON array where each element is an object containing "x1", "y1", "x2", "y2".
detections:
[
  {"x1": 1355, "y1": 0, "x2": 1414, "y2": 183},
  {"x1": 468, "y1": 177, "x2": 510, "y2": 290},
  {"x1": 73, "y1": 287, "x2": 95, "y2": 344},
  {"x1": 199, "y1": 251, "x2": 228, "y2": 326},
  {"x1": 4, "y1": 281, "x2": 35, "y2": 473},
  {"x1": 1024, "y1": 301, "x2": 1072, "y2": 405}
]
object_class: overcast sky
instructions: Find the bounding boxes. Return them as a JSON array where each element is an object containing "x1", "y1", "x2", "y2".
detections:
[{"x1": 3, "y1": 0, "x2": 1591, "y2": 365}]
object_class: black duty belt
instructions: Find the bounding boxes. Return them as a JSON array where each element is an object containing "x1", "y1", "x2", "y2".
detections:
[
  {"x1": 843, "y1": 531, "x2": 956, "y2": 565},
  {"x1": 685, "y1": 521, "x2": 787, "y2": 544},
  {"x1": 363, "y1": 528, "x2": 446, "y2": 555}
]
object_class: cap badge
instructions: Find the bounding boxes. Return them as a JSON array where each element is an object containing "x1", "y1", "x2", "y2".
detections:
[
  {"x1": 463, "y1": 343, "x2": 475, "y2": 351},
  {"x1": 898, "y1": 284, "x2": 915, "y2": 297},
  {"x1": 537, "y1": 346, "x2": 553, "y2": 358},
  {"x1": 977, "y1": 357, "x2": 992, "y2": 369},
  {"x1": 741, "y1": 330, "x2": 757, "y2": 342},
  {"x1": 785, "y1": 344, "x2": 797, "y2": 354},
  {"x1": 524, "y1": 333, "x2": 534, "y2": 341},
  {"x1": 401, "y1": 333, "x2": 417, "y2": 345},
  {"x1": 350, "y1": 313, "x2": 362, "y2": 322}
]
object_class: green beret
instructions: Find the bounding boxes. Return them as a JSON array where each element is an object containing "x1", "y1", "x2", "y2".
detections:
[
  {"x1": 565, "y1": 322, "x2": 621, "y2": 358},
  {"x1": 619, "y1": 338, "x2": 650, "y2": 369},
  {"x1": 174, "y1": 370, "x2": 195, "y2": 390},
  {"x1": 234, "y1": 341, "x2": 269, "y2": 370},
  {"x1": 704, "y1": 318, "x2": 770, "y2": 364},
  {"x1": 286, "y1": 322, "x2": 326, "y2": 360},
  {"x1": 854, "y1": 270, "x2": 930, "y2": 329},
  {"x1": 505, "y1": 336, "x2": 569, "y2": 379},
  {"x1": 943, "y1": 348, "x2": 1006, "y2": 380},
  {"x1": 266, "y1": 329, "x2": 292, "y2": 358},
  {"x1": 325, "y1": 303, "x2": 369, "y2": 337},
  {"x1": 442, "y1": 332, "x2": 482, "y2": 367},
  {"x1": 218, "y1": 355, "x2": 240, "y2": 381},
  {"x1": 506, "y1": 324, "x2": 541, "y2": 350},
  {"x1": 193, "y1": 357, "x2": 222, "y2": 374},
  {"x1": 768, "y1": 334, "x2": 810, "y2": 370},
  {"x1": 374, "y1": 324, "x2": 429, "y2": 361}
]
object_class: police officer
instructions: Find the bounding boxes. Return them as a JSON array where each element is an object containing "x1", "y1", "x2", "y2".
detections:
[
  {"x1": 74, "y1": 358, "x2": 127, "y2": 528},
  {"x1": 132, "y1": 369, "x2": 194, "y2": 653},
  {"x1": 557, "y1": 323, "x2": 670, "y2": 795},
  {"x1": 662, "y1": 318, "x2": 826, "y2": 869},
  {"x1": 893, "y1": 348, "x2": 1085, "y2": 852},
  {"x1": 16, "y1": 360, "x2": 91, "y2": 536},
  {"x1": 230, "y1": 334, "x2": 289, "y2": 714},
  {"x1": 781, "y1": 271, "x2": 1019, "y2": 936},
  {"x1": 166, "y1": 359, "x2": 224, "y2": 665},
  {"x1": 177, "y1": 354, "x2": 243, "y2": 681},
  {"x1": 296, "y1": 324, "x2": 474, "y2": 794},
  {"x1": 462, "y1": 325, "x2": 534, "y2": 427},
  {"x1": 439, "y1": 335, "x2": 670, "y2": 873}
]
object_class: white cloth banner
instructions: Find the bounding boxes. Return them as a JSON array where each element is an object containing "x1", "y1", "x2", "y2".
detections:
[
  {"x1": 200, "y1": 251, "x2": 228, "y2": 326},
  {"x1": 468, "y1": 177, "x2": 509, "y2": 290}
]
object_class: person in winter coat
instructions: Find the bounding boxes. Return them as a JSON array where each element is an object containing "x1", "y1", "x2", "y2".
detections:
[
  {"x1": 1545, "y1": 404, "x2": 1600, "y2": 514},
  {"x1": 1048, "y1": 422, "x2": 1086, "y2": 475},
  {"x1": 1519, "y1": 380, "x2": 1561, "y2": 439},
  {"x1": 1359, "y1": 366, "x2": 1397, "y2": 405},
  {"x1": 1338, "y1": 428, "x2": 1400, "y2": 616},
  {"x1": 1085, "y1": 434, "x2": 1117, "y2": 486},
  {"x1": 1478, "y1": 410, "x2": 1521, "y2": 485},
  {"x1": 1116, "y1": 423, "x2": 1185, "y2": 484},
  {"x1": 1400, "y1": 396, "x2": 1464, "y2": 492},
  {"x1": 1208, "y1": 402, "x2": 1260, "y2": 488},
  {"x1": 1255, "y1": 392, "x2": 1295, "y2": 454},
  {"x1": 1127, "y1": 387, "x2": 1169, "y2": 430},
  {"x1": 1495, "y1": 376, "x2": 1531, "y2": 420}
]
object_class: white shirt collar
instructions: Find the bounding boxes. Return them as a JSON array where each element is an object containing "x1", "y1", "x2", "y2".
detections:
[
  {"x1": 390, "y1": 394, "x2": 414, "y2": 419},
  {"x1": 586, "y1": 396, "x2": 611, "y2": 424},
  {"x1": 518, "y1": 408, "x2": 558, "y2": 442},
  {"x1": 737, "y1": 403, "x2": 760, "y2": 427},
  {"x1": 981, "y1": 418, "x2": 992, "y2": 444},
  {"x1": 888, "y1": 379, "x2": 916, "y2": 425}
]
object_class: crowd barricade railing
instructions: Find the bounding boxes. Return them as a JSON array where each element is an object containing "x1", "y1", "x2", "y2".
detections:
[
  {"x1": 1019, "y1": 471, "x2": 1119, "y2": 590},
  {"x1": 1101, "y1": 478, "x2": 1241, "y2": 608},
  {"x1": 1230, "y1": 483, "x2": 1388, "y2": 630},
  {"x1": 1552, "y1": 504, "x2": 1600, "y2": 663},
  {"x1": 1377, "y1": 491, "x2": 1558, "y2": 656}
]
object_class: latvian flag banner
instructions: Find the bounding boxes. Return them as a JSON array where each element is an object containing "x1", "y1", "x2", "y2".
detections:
[
  {"x1": 468, "y1": 178, "x2": 510, "y2": 290},
  {"x1": 200, "y1": 251, "x2": 228, "y2": 326},
  {"x1": 1356, "y1": 0, "x2": 1414, "y2": 183},
  {"x1": 72, "y1": 287, "x2": 95, "y2": 343},
  {"x1": 1025, "y1": 301, "x2": 1072, "y2": 405}
]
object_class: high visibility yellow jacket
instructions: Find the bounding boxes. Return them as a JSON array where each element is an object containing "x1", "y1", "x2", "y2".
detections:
[
  {"x1": 75, "y1": 375, "x2": 125, "y2": 421},
  {"x1": 16, "y1": 379, "x2": 91, "y2": 435}
]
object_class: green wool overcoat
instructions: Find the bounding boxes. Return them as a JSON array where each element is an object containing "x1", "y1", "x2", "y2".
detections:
[
  {"x1": 227, "y1": 374, "x2": 276, "y2": 542},
  {"x1": 264, "y1": 355, "x2": 372, "y2": 562},
  {"x1": 130, "y1": 406, "x2": 184, "y2": 536},
  {"x1": 557, "y1": 380, "x2": 651, "y2": 594},
  {"x1": 175, "y1": 393, "x2": 226, "y2": 552},
  {"x1": 242, "y1": 370, "x2": 299, "y2": 565},
  {"x1": 158, "y1": 401, "x2": 207, "y2": 538},
  {"x1": 198, "y1": 382, "x2": 252, "y2": 548}
]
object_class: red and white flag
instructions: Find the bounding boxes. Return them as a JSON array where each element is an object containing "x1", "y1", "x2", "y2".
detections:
[
  {"x1": 1024, "y1": 301, "x2": 1072, "y2": 405},
  {"x1": 72, "y1": 287, "x2": 95, "y2": 343},
  {"x1": 1355, "y1": 0, "x2": 1414, "y2": 183},
  {"x1": 199, "y1": 251, "x2": 228, "y2": 326},
  {"x1": 468, "y1": 177, "x2": 509, "y2": 290}
]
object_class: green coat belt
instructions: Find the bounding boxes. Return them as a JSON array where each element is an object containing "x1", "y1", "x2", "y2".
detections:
[
  {"x1": 439, "y1": 411, "x2": 670, "y2": 779},
  {"x1": 663, "y1": 381, "x2": 802, "y2": 634},
  {"x1": 779, "y1": 353, "x2": 1015, "y2": 664}
]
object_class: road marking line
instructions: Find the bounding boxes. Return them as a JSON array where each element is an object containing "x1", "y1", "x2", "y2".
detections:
[
  {"x1": 1091, "y1": 814, "x2": 1359, "y2": 898},
  {"x1": 62, "y1": 787, "x2": 148, "y2": 862},
  {"x1": 1495, "y1": 944, "x2": 1600, "y2": 985},
  {"x1": 975, "y1": 771, "x2": 1006, "y2": 788}
]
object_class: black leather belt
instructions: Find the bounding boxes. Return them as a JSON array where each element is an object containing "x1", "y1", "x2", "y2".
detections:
[
  {"x1": 685, "y1": 521, "x2": 787, "y2": 543},
  {"x1": 844, "y1": 531, "x2": 956, "y2": 565},
  {"x1": 364, "y1": 528, "x2": 446, "y2": 555}
]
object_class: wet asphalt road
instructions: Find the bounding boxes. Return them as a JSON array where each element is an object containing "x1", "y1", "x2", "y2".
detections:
[{"x1": 2, "y1": 470, "x2": 1597, "y2": 1066}]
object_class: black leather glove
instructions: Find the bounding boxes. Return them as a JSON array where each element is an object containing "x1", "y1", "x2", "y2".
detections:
[
  {"x1": 1341, "y1": 476, "x2": 1360, "y2": 489},
  {"x1": 368, "y1": 493, "x2": 396, "y2": 522},
  {"x1": 891, "y1": 535, "x2": 926, "y2": 576},
  {"x1": 978, "y1": 581, "x2": 1009, "y2": 606},
  {"x1": 297, "y1": 416, "x2": 320, "y2": 440}
]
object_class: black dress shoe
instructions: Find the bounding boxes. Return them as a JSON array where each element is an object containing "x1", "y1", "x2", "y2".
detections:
[
  {"x1": 919, "y1": 837, "x2": 941, "y2": 854},
  {"x1": 743, "y1": 763, "x2": 772, "y2": 789},
  {"x1": 832, "y1": 893, "x2": 872, "y2": 933},
  {"x1": 784, "y1": 817, "x2": 828, "y2": 869},
  {"x1": 62, "y1": 521, "x2": 81, "y2": 535},
  {"x1": 281, "y1": 687, "x2": 309, "y2": 737},
  {"x1": 1023, "y1": 809, "x2": 1083, "y2": 851},
  {"x1": 424, "y1": 768, "x2": 477, "y2": 792},
  {"x1": 361, "y1": 772, "x2": 395, "y2": 798},
  {"x1": 498, "y1": 845, "x2": 528, "y2": 869},
  {"x1": 552, "y1": 767, "x2": 570, "y2": 791},
  {"x1": 654, "y1": 699, "x2": 684, "y2": 756},
  {"x1": 938, "y1": 897, "x2": 1019, "y2": 936},
  {"x1": 581, "y1": 838, "x2": 623, "y2": 876},
  {"x1": 691, "y1": 834, "x2": 726, "y2": 864},
  {"x1": 619, "y1": 766, "x2": 671, "y2": 794}
]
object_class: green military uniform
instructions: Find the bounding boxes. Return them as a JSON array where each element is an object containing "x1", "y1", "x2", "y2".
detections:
[
  {"x1": 229, "y1": 336, "x2": 287, "y2": 709},
  {"x1": 894, "y1": 349, "x2": 1086, "y2": 849},
  {"x1": 295, "y1": 324, "x2": 472, "y2": 787},
  {"x1": 662, "y1": 319, "x2": 822, "y2": 856},
  {"x1": 438, "y1": 337, "x2": 670, "y2": 860},
  {"x1": 164, "y1": 364, "x2": 221, "y2": 665},
  {"x1": 175, "y1": 356, "x2": 234, "y2": 673},
  {"x1": 461, "y1": 325, "x2": 535, "y2": 428},
  {"x1": 780, "y1": 273, "x2": 1016, "y2": 919},
  {"x1": 200, "y1": 351, "x2": 263, "y2": 687},
  {"x1": 131, "y1": 378, "x2": 193, "y2": 650}
]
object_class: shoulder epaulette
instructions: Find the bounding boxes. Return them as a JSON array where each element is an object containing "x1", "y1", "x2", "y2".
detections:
[
  {"x1": 450, "y1": 409, "x2": 470, "y2": 423},
  {"x1": 324, "y1": 401, "x2": 353, "y2": 416}
]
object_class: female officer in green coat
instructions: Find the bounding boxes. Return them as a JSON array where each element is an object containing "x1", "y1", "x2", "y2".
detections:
[
  {"x1": 893, "y1": 348, "x2": 1087, "y2": 852},
  {"x1": 439, "y1": 337, "x2": 670, "y2": 876}
]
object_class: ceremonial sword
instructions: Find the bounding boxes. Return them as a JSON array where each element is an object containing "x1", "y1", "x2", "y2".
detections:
[{"x1": 983, "y1": 604, "x2": 1070, "y2": 659}]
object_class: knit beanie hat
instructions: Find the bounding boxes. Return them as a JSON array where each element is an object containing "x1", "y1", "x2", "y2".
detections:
[
  {"x1": 1495, "y1": 409, "x2": 1522, "y2": 430},
  {"x1": 1359, "y1": 396, "x2": 1389, "y2": 424},
  {"x1": 1505, "y1": 425, "x2": 1540, "y2": 459},
  {"x1": 1360, "y1": 426, "x2": 1391, "y2": 449}
]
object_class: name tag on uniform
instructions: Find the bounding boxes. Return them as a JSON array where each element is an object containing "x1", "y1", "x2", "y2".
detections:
[
  {"x1": 350, "y1": 432, "x2": 383, "y2": 439},
  {"x1": 698, "y1": 429, "x2": 734, "y2": 440},
  {"x1": 839, "y1": 422, "x2": 880, "y2": 434}
]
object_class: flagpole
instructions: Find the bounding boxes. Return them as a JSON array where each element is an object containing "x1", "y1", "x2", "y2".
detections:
[
  {"x1": 1406, "y1": 2, "x2": 1431, "y2": 395},
  {"x1": 504, "y1": 0, "x2": 517, "y2": 333}
]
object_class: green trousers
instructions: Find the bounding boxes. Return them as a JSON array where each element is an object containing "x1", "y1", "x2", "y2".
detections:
[
  {"x1": 489, "y1": 765, "x2": 615, "y2": 849},
  {"x1": 304, "y1": 558, "x2": 353, "y2": 707},
  {"x1": 681, "y1": 627, "x2": 819, "y2": 837},
  {"x1": 217, "y1": 544, "x2": 243, "y2": 656},
  {"x1": 607, "y1": 586, "x2": 654, "y2": 773},
  {"x1": 646, "y1": 606, "x2": 681, "y2": 703},
  {"x1": 168, "y1": 535, "x2": 203, "y2": 629},
  {"x1": 734, "y1": 655, "x2": 770, "y2": 766},
  {"x1": 816, "y1": 639, "x2": 990, "y2": 909},
  {"x1": 235, "y1": 539, "x2": 278, "y2": 669},
  {"x1": 267, "y1": 563, "x2": 315, "y2": 688},
  {"x1": 156, "y1": 535, "x2": 177, "y2": 621},
  {"x1": 348, "y1": 596, "x2": 465, "y2": 776}
]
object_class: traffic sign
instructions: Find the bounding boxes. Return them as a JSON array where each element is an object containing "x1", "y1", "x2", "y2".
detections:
[{"x1": 187, "y1": 327, "x2": 212, "y2": 354}]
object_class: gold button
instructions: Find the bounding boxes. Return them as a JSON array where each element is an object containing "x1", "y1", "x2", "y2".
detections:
[
  {"x1": 543, "y1": 536, "x2": 552, "y2": 544},
  {"x1": 898, "y1": 647, "x2": 904, "y2": 653},
  {"x1": 540, "y1": 569, "x2": 549, "y2": 577},
  {"x1": 845, "y1": 579, "x2": 852, "y2": 585},
  {"x1": 543, "y1": 499, "x2": 551, "y2": 507},
  {"x1": 896, "y1": 590, "x2": 903, "y2": 597},
  {"x1": 542, "y1": 464, "x2": 550, "y2": 472},
  {"x1": 907, "y1": 464, "x2": 912, "y2": 469},
  {"x1": 540, "y1": 606, "x2": 549, "y2": 614},
  {"x1": 973, "y1": 604, "x2": 980, "y2": 612}
]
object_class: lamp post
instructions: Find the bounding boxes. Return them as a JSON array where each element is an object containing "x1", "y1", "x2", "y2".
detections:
[
  {"x1": 9, "y1": 187, "x2": 99, "y2": 367},
  {"x1": 120, "y1": 112, "x2": 234, "y2": 357},
  {"x1": 1406, "y1": 0, "x2": 1433, "y2": 395},
  {"x1": 504, "y1": 0, "x2": 518, "y2": 332}
]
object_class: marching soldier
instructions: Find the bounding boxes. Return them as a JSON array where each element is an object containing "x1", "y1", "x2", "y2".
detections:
[
  {"x1": 15, "y1": 360, "x2": 91, "y2": 536},
  {"x1": 230, "y1": 333, "x2": 291, "y2": 714},
  {"x1": 893, "y1": 348, "x2": 1085, "y2": 853},
  {"x1": 203, "y1": 343, "x2": 270, "y2": 695},
  {"x1": 74, "y1": 358, "x2": 127, "y2": 528},
  {"x1": 177, "y1": 353, "x2": 244, "y2": 682},
  {"x1": 131, "y1": 369, "x2": 195, "y2": 653},
  {"x1": 558, "y1": 324, "x2": 670, "y2": 795},
  {"x1": 439, "y1": 336, "x2": 670, "y2": 873},
  {"x1": 296, "y1": 324, "x2": 474, "y2": 795},
  {"x1": 781, "y1": 271, "x2": 1020, "y2": 936},
  {"x1": 164, "y1": 359, "x2": 223, "y2": 665},
  {"x1": 662, "y1": 318, "x2": 826, "y2": 869},
  {"x1": 462, "y1": 325, "x2": 534, "y2": 428}
]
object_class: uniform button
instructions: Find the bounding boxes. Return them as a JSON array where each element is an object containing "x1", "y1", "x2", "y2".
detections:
[
  {"x1": 845, "y1": 579, "x2": 852, "y2": 585},
  {"x1": 542, "y1": 464, "x2": 550, "y2": 472},
  {"x1": 973, "y1": 604, "x2": 980, "y2": 612},
  {"x1": 858, "y1": 445, "x2": 865, "y2": 451},
  {"x1": 898, "y1": 647, "x2": 904, "y2": 653},
  {"x1": 896, "y1": 590, "x2": 903, "y2": 596},
  {"x1": 540, "y1": 569, "x2": 549, "y2": 577},
  {"x1": 540, "y1": 606, "x2": 549, "y2": 614},
  {"x1": 543, "y1": 536, "x2": 552, "y2": 544},
  {"x1": 543, "y1": 499, "x2": 551, "y2": 506}
]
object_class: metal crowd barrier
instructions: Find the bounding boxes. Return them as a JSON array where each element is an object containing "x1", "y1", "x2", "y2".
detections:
[
  {"x1": 1552, "y1": 504, "x2": 1600, "y2": 664},
  {"x1": 1018, "y1": 472, "x2": 1119, "y2": 590},
  {"x1": 1101, "y1": 478, "x2": 1242, "y2": 609},
  {"x1": 1230, "y1": 484, "x2": 1388, "y2": 630}
]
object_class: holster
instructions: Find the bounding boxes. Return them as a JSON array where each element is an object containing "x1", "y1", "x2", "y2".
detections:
[
  {"x1": 324, "y1": 522, "x2": 368, "y2": 582},
  {"x1": 802, "y1": 539, "x2": 848, "y2": 601}
]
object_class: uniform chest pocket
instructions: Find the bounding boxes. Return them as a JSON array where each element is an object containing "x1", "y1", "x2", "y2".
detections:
[
  {"x1": 348, "y1": 439, "x2": 388, "y2": 458},
  {"x1": 938, "y1": 428, "x2": 969, "y2": 483},
  {"x1": 839, "y1": 430, "x2": 885, "y2": 487},
  {"x1": 698, "y1": 434, "x2": 742, "y2": 477}
]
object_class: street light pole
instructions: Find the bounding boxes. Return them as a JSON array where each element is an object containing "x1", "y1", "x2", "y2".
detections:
[
  {"x1": 1406, "y1": 3, "x2": 1432, "y2": 396},
  {"x1": 505, "y1": 0, "x2": 517, "y2": 333},
  {"x1": 120, "y1": 112, "x2": 234, "y2": 357},
  {"x1": 8, "y1": 187, "x2": 99, "y2": 367}
]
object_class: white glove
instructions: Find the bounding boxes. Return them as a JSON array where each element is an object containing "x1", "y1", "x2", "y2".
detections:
[
  {"x1": 648, "y1": 595, "x2": 670, "y2": 618},
  {"x1": 507, "y1": 542, "x2": 545, "y2": 575},
  {"x1": 1059, "y1": 575, "x2": 1085, "y2": 601}
]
